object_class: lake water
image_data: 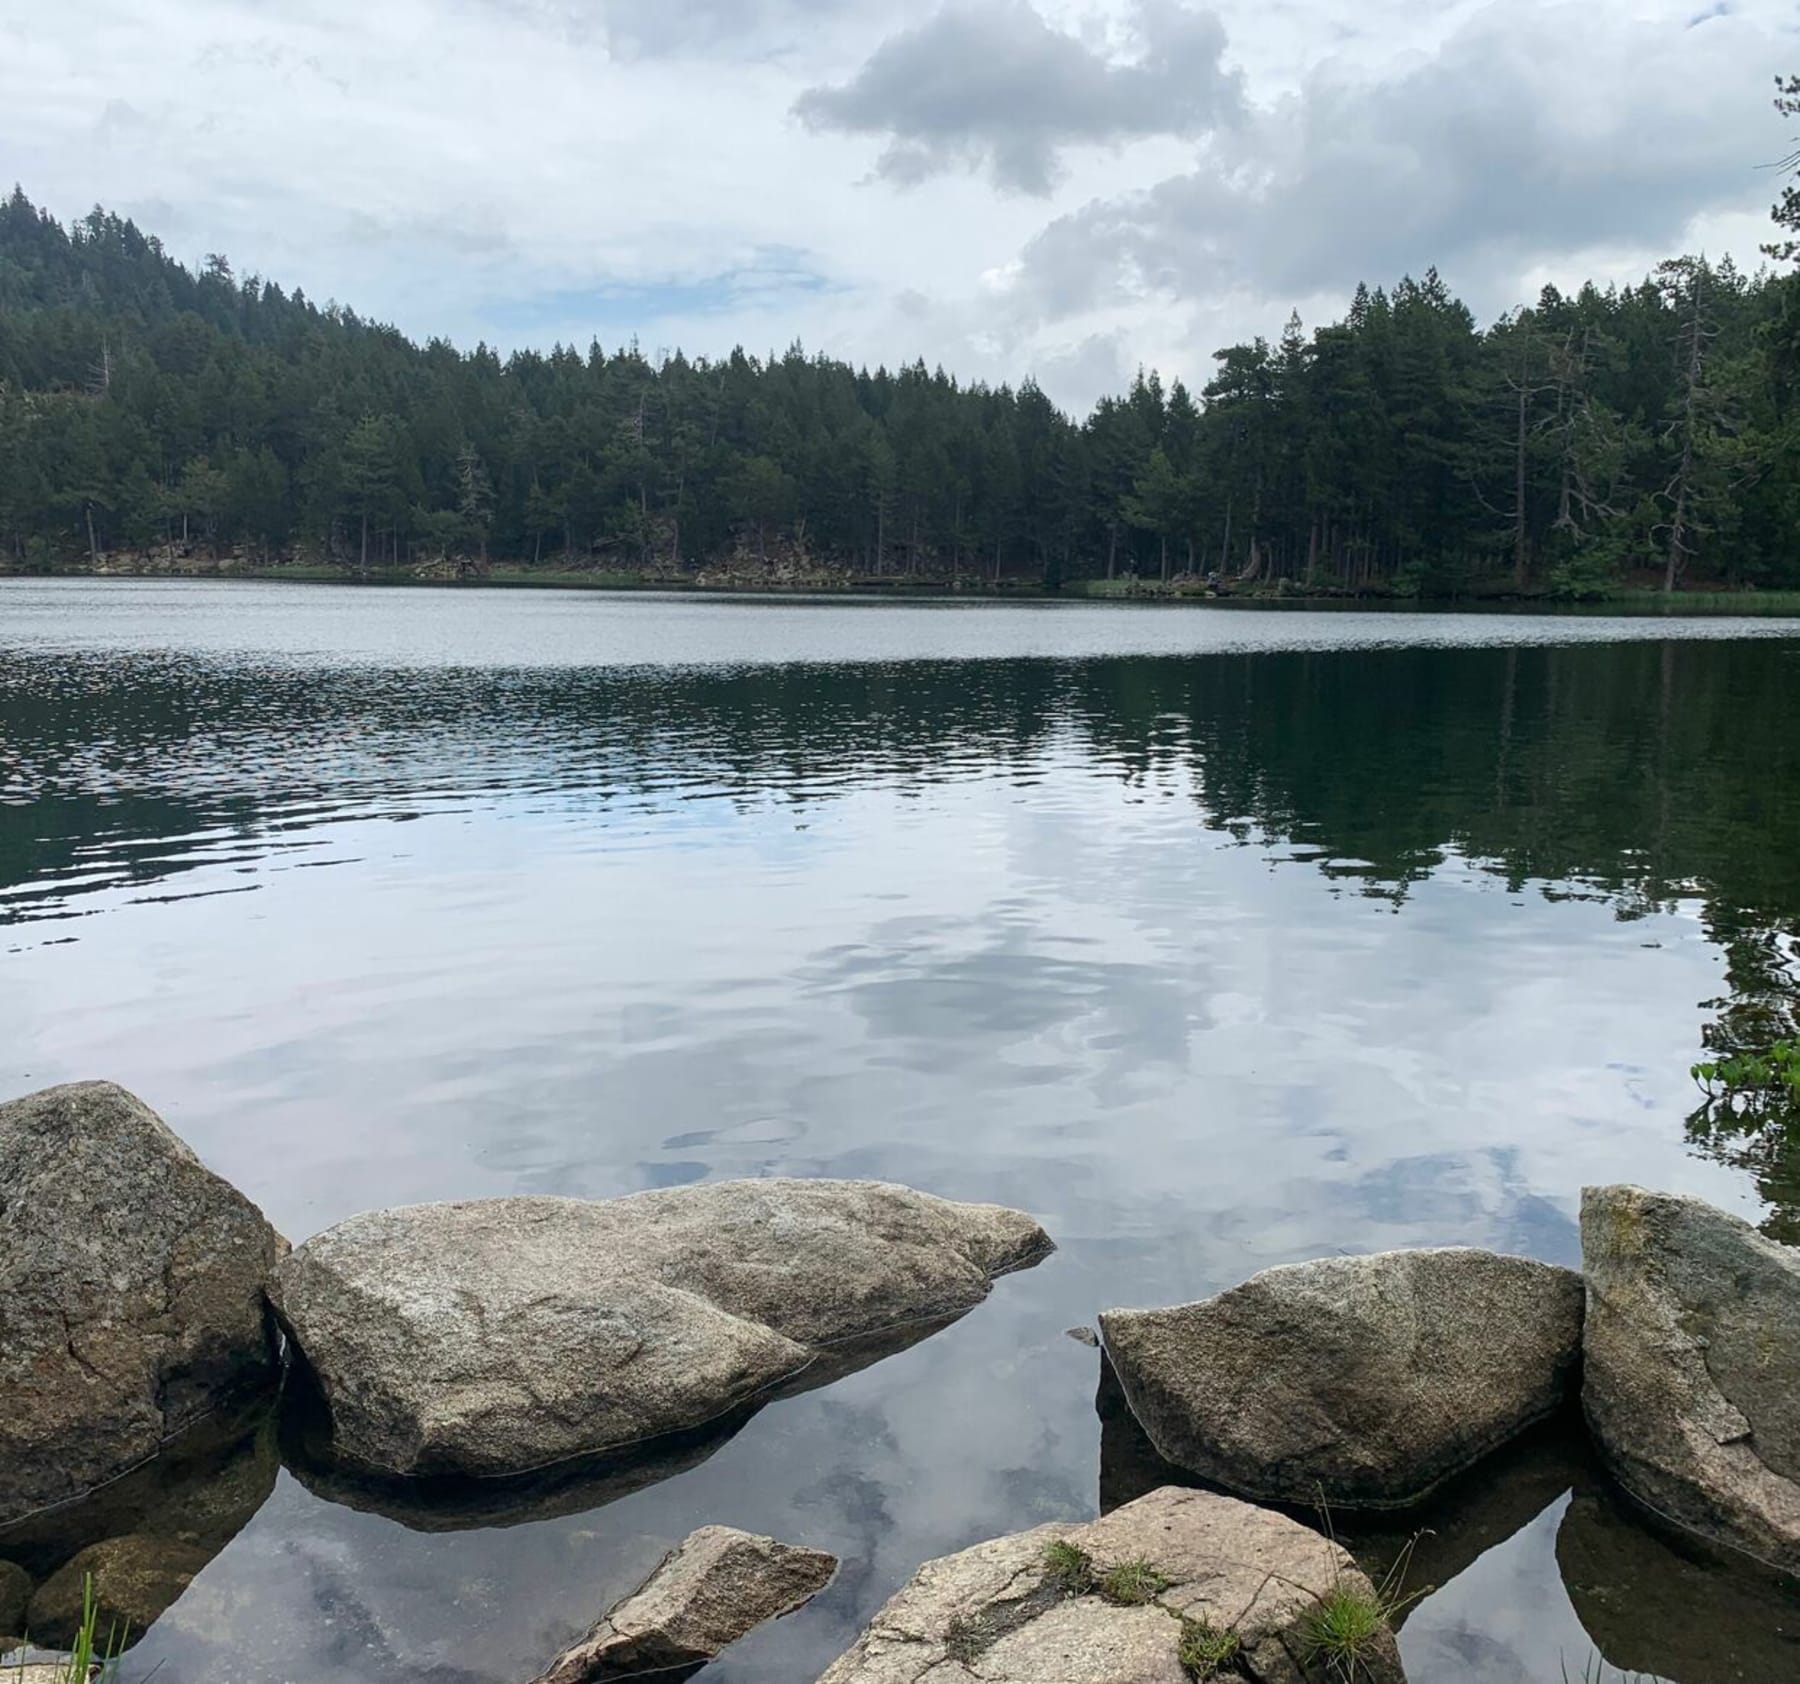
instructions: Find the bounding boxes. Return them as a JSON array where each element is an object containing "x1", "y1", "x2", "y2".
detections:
[{"x1": 3, "y1": 578, "x2": 1799, "y2": 1683}]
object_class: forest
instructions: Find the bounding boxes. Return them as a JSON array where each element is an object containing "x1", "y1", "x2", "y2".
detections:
[{"x1": 0, "y1": 152, "x2": 1796, "y2": 595}]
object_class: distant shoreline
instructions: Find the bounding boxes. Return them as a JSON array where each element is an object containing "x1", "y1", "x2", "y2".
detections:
[{"x1": 9, "y1": 560, "x2": 1800, "y2": 617}]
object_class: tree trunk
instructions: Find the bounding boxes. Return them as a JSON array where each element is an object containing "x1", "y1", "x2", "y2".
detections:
[
  {"x1": 1513, "y1": 366, "x2": 1529, "y2": 587},
  {"x1": 1665, "y1": 269, "x2": 1706, "y2": 594}
]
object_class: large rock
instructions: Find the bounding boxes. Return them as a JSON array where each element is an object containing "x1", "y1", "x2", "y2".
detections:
[
  {"x1": 272, "y1": 1179, "x2": 1052, "y2": 1479},
  {"x1": 0, "y1": 1082, "x2": 285, "y2": 1524},
  {"x1": 1099, "y1": 1248, "x2": 1583, "y2": 1508},
  {"x1": 530, "y1": 1525, "x2": 837, "y2": 1683},
  {"x1": 1580, "y1": 1183, "x2": 1800, "y2": 1576},
  {"x1": 816, "y1": 1485, "x2": 1406, "y2": 1683}
]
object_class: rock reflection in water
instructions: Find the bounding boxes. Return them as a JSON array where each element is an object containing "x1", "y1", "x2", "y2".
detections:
[
  {"x1": 280, "y1": 1311, "x2": 969, "y2": 1532},
  {"x1": 1558, "y1": 1481, "x2": 1800, "y2": 1684},
  {"x1": 0, "y1": 1403, "x2": 278, "y2": 1649},
  {"x1": 1096, "y1": 1353, "x2": 1799, "y2": 1681}
]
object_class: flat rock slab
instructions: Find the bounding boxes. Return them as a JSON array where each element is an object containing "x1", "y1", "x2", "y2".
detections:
[
  {"x1": 0, "y1": 1082, "x2": 285, "y2": 1525},
  {"x1": 273, "y1": 1179, "x2": 1052, "y2": 1479},
  {"x1": 1581, "y1": 1184, "x2": 1800, "y2": 1577},
  {"x1": 816, "y1": 1485, "x2": 1405, "y2": 1683},
  {"x1": 1100, "y1": 1247, "x2": 1583, "y2": 1508},
  {"x1": 530, "y1": 1525, "x2": 837, "y2": 1683}
]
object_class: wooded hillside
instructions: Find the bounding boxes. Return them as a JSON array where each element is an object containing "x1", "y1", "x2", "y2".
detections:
[{"x1": 1, "y1": 187, "x2": 1796, "y2": 593}]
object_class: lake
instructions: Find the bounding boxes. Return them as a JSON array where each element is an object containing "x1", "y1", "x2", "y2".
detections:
[{"x1": 3, "y1": 579, "x2": 1799, "y2": 1683}]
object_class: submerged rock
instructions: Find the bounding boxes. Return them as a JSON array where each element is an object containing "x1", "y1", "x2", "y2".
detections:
[
  {"x1": 529, "y1": 1525, "x2": 837, "y2": 1684},
  {"x1": 0, "y1": 1560, "x2": 28, "y2": 1636},
  {"x1": 0, "y1": 1401, "x2": 277, "y2": 1582},
  {"x1": 1580, "y1": 1184, "x2": 1800, "y2": 1576},
  {"x1": 27, "y1": 1534, "x2": 213, "y2": 1649},
  {"x1": 273, "y1": 1179, "x2": 1052, "y2": 1479},
  {"x1": 816, "y1": 1484, "x2": 1405, "y2": 1683},
  {"x1": 0, "y1": 1082, "x2": 286, "y2": 1525},
  {"x1": 1099, "y1": 1248, "x2": 1583, "y2": 1508}
]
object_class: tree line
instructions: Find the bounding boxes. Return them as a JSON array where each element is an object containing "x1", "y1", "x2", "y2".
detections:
[{"x1": 0, "y1": 154, "x2": 1796, "y2": 594}]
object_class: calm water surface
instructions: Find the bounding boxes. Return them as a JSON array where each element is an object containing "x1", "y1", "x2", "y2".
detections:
[{"x1": 3, "y1": 579, "x2": 1799, "y2": 1683}]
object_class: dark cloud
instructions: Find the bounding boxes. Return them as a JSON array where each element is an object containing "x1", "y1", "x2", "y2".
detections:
[
  {"x1": 794, "y1": 0, "x2": 1244, "y2": 194},
  {"x1": 1013, "y1": 2, "x2": 1777, "y2": 317}
]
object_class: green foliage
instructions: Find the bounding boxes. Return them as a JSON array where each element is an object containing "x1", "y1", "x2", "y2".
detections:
[
  {"x1": 1095, "y1": 1558, "x2": 1173, "y2": 1606},
  {"x1": 1689, "y1": 1039, "x2": 1800, "y2": 1245},
  {"x1": 1177, "y1": 1616, "x2": 1241, "y2": 1678},
  {"x1": 1041, "y1": 1538, "x2": 1095, "y2": 1596},
  {"x1": 1691, "y1": 1041, "x2": 1800, "y2": 1112}
]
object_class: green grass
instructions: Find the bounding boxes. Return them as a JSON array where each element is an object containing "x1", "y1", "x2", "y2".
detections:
[
  {"x1": 1041, "y1": 1538, "x2": 1095, "y2": 1596},
  {"x1": 1177, "y1": 1615, "x2": 1242, "y2": 1678},
  {"x1": 7, "y1": 1574, "x2": 127, "y2": 1683},
  {"x1": 1096, "y1": 1558, "x2": 1174, "y2": 1606},
  {"x1": 1300, "y1": 1583, "x2": 1392, "y2": 1680}
]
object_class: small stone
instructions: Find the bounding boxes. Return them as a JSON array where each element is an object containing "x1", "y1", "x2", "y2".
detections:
[
  {"x1": 1065, "y1": 1326, "x2": 1101, "y2": 1347},
  {"x1": 529, "y1": 1526, "x2": 837, "y2": 1683}
]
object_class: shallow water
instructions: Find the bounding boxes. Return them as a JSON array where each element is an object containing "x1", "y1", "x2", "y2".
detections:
[{"x1": 2, "y1": 579, "x2": 1798, "y2": 1682}]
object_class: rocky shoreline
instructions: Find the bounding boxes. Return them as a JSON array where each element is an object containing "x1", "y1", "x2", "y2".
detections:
[{"x1": 3, "y1": 1079, "x2": 1797, "y2": 1681}]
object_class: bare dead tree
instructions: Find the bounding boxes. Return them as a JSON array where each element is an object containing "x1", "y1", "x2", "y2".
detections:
[{"x1": 1657, "y1": 260, "x2": 1719, "y2": 593}]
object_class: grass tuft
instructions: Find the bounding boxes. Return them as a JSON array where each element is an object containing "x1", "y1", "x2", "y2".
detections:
[
  {"x1": 1096, "y1": 1557, "x2": 1174, "y2": 1607},
  {"x1": 1041, "y1": 1539, "x2": 1095, "y2": 1596},
  {"x1": 943, "y1": 1613, "x2": 981, "y2": 1664},
  {"x1": 1177, "y1": 1615, "x2": 1241, "y2": 1678},
  {"x1": 23, "y1": 1573, "x2": 129, "y2": 1684},
  {"x1": 1301, "y1": 1582, "x2": 1390, "y2": 1676}
]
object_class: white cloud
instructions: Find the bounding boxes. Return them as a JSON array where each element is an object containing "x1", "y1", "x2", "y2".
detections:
[{"x1": 0, "y1": 0, "x2": 1791, "y2": 411}]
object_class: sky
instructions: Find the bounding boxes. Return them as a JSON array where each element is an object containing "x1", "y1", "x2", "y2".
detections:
[{"x1": 1, "y1": 0, "x2": 1795, "y2": 412}]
